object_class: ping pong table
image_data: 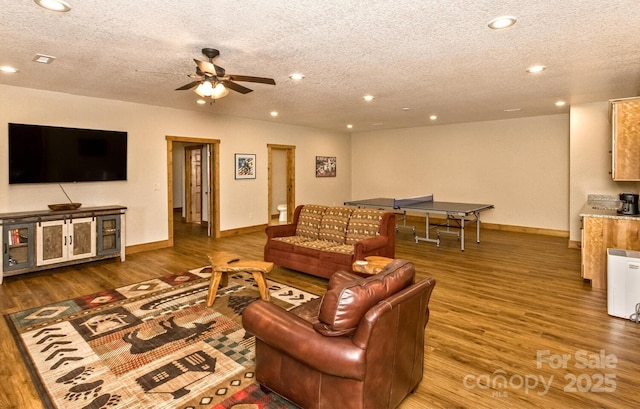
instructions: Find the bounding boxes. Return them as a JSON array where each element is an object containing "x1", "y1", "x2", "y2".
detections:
[{"x1": 344, "y1": 195, "x2": 494, "y2": 251}]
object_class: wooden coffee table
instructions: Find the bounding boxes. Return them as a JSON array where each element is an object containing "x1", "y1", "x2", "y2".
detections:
[
  {"x1": 206, "y1": 251, "x2": 274, "y2": 307},
  {"x1": 352, "y1": 256, "x2": 394, "y2": 275}
]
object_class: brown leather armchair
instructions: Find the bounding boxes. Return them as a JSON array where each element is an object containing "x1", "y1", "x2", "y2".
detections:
[{"x1": 242, "y1": 259, "x2": 436, "y2": 409}]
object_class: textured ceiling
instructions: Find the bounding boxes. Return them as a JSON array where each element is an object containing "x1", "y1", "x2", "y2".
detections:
[{"x1": 1, "y1": 1, "x2": 640, "y2": 132}]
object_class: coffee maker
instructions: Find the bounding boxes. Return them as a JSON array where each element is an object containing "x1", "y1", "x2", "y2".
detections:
[{"x1": 618, "y1": 193, "x2": 640, "y2": 215}]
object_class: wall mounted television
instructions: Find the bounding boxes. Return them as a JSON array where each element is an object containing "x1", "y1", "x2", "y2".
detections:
[{"x1": 8, "y1": 123, "x2": 127, "y2": 184}]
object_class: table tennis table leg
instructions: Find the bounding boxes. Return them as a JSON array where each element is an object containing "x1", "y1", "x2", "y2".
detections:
[
  {"x1": 449, "y1": 212, "x2": 482, "y2": 251},
  {"x1": 414, "y1": 212, "x2": 440, "y2": 247},
  {"x1": 395, "y1": 210, "x2": 416, "y2": 234},
  {"x1": 461, "y1": 212, "x2": 482, "y2": 251},
  {"x1": 440, "y1": 215, "x2": 465, "y2": 251},
  {"x1": 461, "y1": 217, "x2": 465, "y2": 251},
  {"x1": 434, "y1": 214, "x2": 465, "y2": 250},
  {"x1": 459, "y1": 212, "x2": 487, "y2": 251}
]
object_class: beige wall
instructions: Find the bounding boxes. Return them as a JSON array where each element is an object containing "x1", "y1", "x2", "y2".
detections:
[
  {"x1": 351, "y1": 115, "x2": 570, "y2": 231},
  {"x1": 0, "y1": 85, "x2": 351, "y2": 246},
  {"x1": 3, "y1": 83, "x2": 627, "y2": 248}
]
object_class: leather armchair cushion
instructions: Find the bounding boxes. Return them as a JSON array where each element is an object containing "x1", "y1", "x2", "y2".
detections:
[
  {"x1": 327, "y1": 270, "x2": 362, "y2": 290},
  {"x1": 314, "y1": 259, "x2": 415, "y2": 336}
]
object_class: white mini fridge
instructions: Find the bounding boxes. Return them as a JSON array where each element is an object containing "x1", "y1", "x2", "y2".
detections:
[{"x1": 607, "y1": 248, "x2": 640, "y2": 319}]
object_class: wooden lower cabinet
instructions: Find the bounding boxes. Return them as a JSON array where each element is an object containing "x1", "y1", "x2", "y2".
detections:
[{"x1": 582, "y1": 216, "x2": 640, "y2": 289}]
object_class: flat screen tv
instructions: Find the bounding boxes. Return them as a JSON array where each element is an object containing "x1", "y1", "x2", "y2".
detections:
[{"x1": 8, "y1": 123, "x2": 127, "y2": 184}]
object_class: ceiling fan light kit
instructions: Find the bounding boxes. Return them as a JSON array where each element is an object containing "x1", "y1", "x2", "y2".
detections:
[
  {"x1": 194, "y1": 81, "x2": 229, "y2": 99},
  {"x1": 176, "y1": 48, "x2": 276, "y2": 100}
]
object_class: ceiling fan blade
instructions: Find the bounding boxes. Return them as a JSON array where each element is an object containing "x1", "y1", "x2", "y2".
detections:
[
  {"x1": 213, "y1": 64, "x2": 225, "y2": 77},
  {"x1": 194, "y1": 59, "x2": 216, "y2": 75},
  {"x1": 175, "y1": 80, "x2": 202, "y2": 91},
  {"x1": 222, "y1": 80, "x2": 253, "y2": 94},
  {"x1": 194, "y1": 59, "x2": 226, "y2": 77},
  {"x1": 228, "y1": 75, "x2": 276, "y2": 85}
]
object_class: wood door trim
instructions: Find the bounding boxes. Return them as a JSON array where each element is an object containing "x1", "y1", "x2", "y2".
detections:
[{"x1": 166, "y1": 136, "x2": 220, "y2": 246}]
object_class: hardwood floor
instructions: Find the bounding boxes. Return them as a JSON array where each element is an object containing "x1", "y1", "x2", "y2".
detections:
[{"x1": 1, "y1": 219, "x2": 639, "y2": 408}]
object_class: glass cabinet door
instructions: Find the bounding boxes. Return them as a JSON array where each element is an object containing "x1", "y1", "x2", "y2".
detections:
[
  {"x1": 3, "y1": 223, "x2": 35, "y2": 272},
  {"x1": 97, "y1": 215, "x2": 121, "y2": 256}
]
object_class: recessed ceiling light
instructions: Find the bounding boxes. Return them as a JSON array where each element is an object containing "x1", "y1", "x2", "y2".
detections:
[
  {"x1": 402, "y1": 107, "x2": 411, "y2": 111},
  {"x1": 488, "y1": 16, "x2": 517, "y2": 29},
  {"x1": 363, "y1": 95, "x2": 374, "y2": 102},
  {"x1": 504, "y1": 108, "x2": 522, "y2": 112},
  {"x1": 0, "y1": 66, "x2": 19, "y2": 73},
  {"x1": 526, "y1": 65, "x2": 546, "y2": 74},
  {"x1": 34, "y1": 0, "x2": 71, "y2": 12},
  {"x1": 196, "y1": 99, "x2": 206, "y2": 105},
  {"x1": 289, "y1": 73, "x2": 305, "y2": 80},
  {"x1": 270, "y1": 111, "x2": 279, "y2": 117},
  {"x1": 555, "y1": 100, "x2": 567, "y2": 107},
  {"x1": 33, "y1": 54, "x2": 55, "y2": 64},
  {"x1": 429, "y1": 115, "x2": 437, "y2": 120},
  {"x1": 347, "y1": 124, "x2": 353, "y2": 129}
]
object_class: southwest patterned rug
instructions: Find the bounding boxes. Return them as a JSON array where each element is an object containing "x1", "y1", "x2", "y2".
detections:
[{"x1": 4, "y1": 267, "x2": 319, "y2": 409}]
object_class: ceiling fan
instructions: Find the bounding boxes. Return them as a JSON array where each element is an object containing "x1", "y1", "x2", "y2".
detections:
[{"x1": 175, "y1": 48, "x2": 276, "y2": 99}]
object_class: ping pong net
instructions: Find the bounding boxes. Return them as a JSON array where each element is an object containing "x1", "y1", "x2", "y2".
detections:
[{"x1": 393, "y1": 195, "x2": 434, "y2": 209}]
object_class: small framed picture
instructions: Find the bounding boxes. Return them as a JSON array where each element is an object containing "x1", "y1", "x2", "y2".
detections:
[
  {"x1": 316, "y1": 156, "x2": 336, "y2": 177},
  {"x1": 235, "y1": 153, "x2": 256, "y2": 179}
]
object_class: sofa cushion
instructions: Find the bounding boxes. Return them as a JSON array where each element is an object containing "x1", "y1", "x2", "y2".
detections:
[
  {"x1": 318, "y1": 206, "x2": 353, "y2": 244},
  {"x1": 272, "y1": 236, "x2": 313, "y2": 246},
  {"x1": 296, "y1": 239, "x2": 340, "y2": 252},
  {"x1": 293, "y1": 239, "x2": 343, "y2": 258},
  {"x1": 345, "y1": 209, "x2": 385, "y2": 245},
  {"x1": 314, "y1": 259, "x2": 415, "y2": 336},
  {"x1": 295, "y1": 205, "x2": 327, "y2": 240},
  {"x1": 267, "y1": 239, "x2": 294, "y2": 252},
  {"x1": 323, "y1": 243, "x2": 355, "y2": 255}
]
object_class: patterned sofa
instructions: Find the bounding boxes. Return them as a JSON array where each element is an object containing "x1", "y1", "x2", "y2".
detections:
[{"x1": 264, "y1": 204, "x2": 395, "y2": 279}]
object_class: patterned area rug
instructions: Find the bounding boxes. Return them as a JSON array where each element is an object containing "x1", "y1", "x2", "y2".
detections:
[{"x1": 4, "y1": 267, "x2": 318, "y2": 409}]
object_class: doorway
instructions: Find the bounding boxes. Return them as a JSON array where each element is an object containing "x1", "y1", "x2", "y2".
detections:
[
  {"x1": 166, "y1": 136, "x2": 220, "y2": 246},
  {"x1": 267, "y1": 144, "x2": 295, "y2": 224}
]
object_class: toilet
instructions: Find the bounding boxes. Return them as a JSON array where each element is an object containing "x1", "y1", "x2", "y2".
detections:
[{"x1": 277, "y1": 204, "x2": 287, "y2": 222}]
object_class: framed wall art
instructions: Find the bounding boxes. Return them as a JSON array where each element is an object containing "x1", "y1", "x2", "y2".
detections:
[
  {"x1": 235, "y1": 153, "x2": 256, "y2": 179},
  {"x1": 316, "y1": 156, "x2": 336, "y2": 177}
]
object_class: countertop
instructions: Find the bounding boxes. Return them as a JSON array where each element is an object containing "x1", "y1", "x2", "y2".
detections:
[{"x1": 580, "y1": 194, "x2": 640, "y2": 220}]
